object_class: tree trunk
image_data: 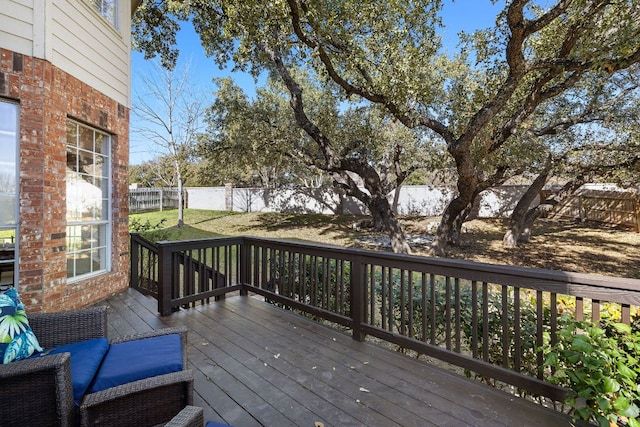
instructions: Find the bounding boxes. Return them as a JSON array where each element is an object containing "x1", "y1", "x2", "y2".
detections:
[
  {"x1": 391, "y1": 183, "x2": 402, "y2": 215},
  {"x1": 503, "y1": 172, "x2": 592, "y2": 247},
  {"x1": 432, "y1": 169, "x2": 479, "y2": 255},
  {"x1": 449, "y1": 203, "x2": 473, "y2": 246},
  {"x1": 176, "y1": 159, "x2": 184, "y2": 228},
  {"x1": 503, "y1": 169, "x2": 550, "y2": 248},
  {"x1": 369, "y1": 196, "x2": 411, "y2": 254},
  {"x1": 432, "y1": 197, "x2": 467, "y2": 256}
]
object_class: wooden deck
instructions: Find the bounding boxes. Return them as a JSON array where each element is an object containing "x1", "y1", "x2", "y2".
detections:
[{"x1": 101, "y1": 289, "x2": 573, "y2": 427}]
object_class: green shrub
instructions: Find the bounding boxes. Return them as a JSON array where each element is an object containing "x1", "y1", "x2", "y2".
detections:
[
  {"x1": 129, "y1": 217, "x2": 169, "y2": 241},
  {"x1": 543, "y1": 318, "x2": 640, "y2": 427}
]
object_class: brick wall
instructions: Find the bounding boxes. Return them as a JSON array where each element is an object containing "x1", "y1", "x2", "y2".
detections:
[{"x1": 1, "y1": 48, "x2": 130, "y2": 312}]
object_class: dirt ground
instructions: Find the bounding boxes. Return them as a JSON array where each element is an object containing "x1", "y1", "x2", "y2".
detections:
[
  {"x1": 404, "y1": 217, "x2": 640, "y2": 279},
  {"x1": 185, "y1": 211, "x2": 640, "y2": 280}
]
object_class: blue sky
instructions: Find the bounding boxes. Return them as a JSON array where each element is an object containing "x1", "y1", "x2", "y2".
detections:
[{"x1": 129, "y1": 1, "x2": 504, "y2": 165}]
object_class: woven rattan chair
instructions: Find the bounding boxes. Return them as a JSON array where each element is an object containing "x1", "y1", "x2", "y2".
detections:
[
  {"x1": 0, "y1": 305, "x2": 194, "y2": 427},
  {"x1": 165, "y1": 406, "x2": 205, "y2": 427}
]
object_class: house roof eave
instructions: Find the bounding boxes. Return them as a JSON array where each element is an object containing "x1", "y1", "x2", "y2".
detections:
[{"x1": 131, "y1": 0, "x2": 143, "y2": 15}]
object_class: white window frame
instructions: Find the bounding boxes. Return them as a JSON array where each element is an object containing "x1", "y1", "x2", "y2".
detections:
[
  {"x1": 66, "y1": 119, "x2": 112, "y2": 281},
  {"x1": 0, "y1": 100, "x2": 19, "y2": 290}
]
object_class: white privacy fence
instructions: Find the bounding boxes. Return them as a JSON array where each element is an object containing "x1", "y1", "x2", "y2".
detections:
[
  {"x1": 183, "y1": 185, "x2": 534, "y2": 218},
  {"x1": 130, "y1": 184, "x2": 639, "y2": 229}
]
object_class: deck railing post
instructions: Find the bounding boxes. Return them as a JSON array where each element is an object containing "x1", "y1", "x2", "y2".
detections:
[
  {"x1": 157, "y1": 241, "x2": 173, "y2": 316},
  {"x1": 239, "y1": 239, "x2": 250, "y2": 296},
  {"x1": 351, "y1": 256, "x2": 365, "y2": 342},
  {"x1": 130, "y1": 233, "x2": 140, "y2": 289}
]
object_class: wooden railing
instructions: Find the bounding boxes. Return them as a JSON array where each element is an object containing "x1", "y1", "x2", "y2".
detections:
[{"x1": 130, "y1": 234, "x2": 640, "y2": 401}]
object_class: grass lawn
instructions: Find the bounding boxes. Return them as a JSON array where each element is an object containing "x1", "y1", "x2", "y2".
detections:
[{"x1": 130, "y1": 209, "x2": 640, "y2": 279}]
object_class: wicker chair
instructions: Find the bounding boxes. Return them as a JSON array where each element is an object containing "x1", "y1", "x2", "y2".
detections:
[
  {"x1": 165, "y1": 406, "x2": 205, "y2": 427},
  {"x1": 0, "y1": 305, "x2": 194, "y2": 427}
]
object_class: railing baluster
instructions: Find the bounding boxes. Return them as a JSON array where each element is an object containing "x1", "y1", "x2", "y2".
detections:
[
  {"x1": 323, "y1": 257, "x2": 330, "y2": 310},
  {"x1": 455, "y1": 278, "x2": 461, "y2": 353},
  {"x1": 388, "y1": 267, "x2": 394, "y2": 333},
  {"x1": 472, "y1": 280, "x2": 478, "y2": 359},
  {"x1": 536, "y1": 290, "x2": 544, "y2": 379},
  {"x1": 592, "y1": 299, "x2": 601, "y2": 324},
  {"x1": 311, "y1": 255, "x2": 317, "y2": 307},
  {"x1": 576, "y1": 296, "x2": 584, "y2": 321},
  {"x1": 421, "y1": 272, "x2": 427, "y2": 343},
  {"x1": 369, "y1": 264, "x2": 375, "y2": 325},
  {"x1": 430, "y1": 274, "x2": 436, "y2": 345},
  {"x1": 622, "y1": 303, "x2": 631, "y2": 325},
  {"x1": 408, "y1": 271, "x2": 414, "y2": 339},
  {"x1": 445, "y1": 276, "x2": 451, "y2": 351},
  {"x1": 482, "y1": 282, "x2": 489, "y2": 362},
  {"x1": 550, "y1": 293, "x2": 558, "y2": 346},
  {"x1": 299, "y1": 252, "x2": 306, "y2": 304},
  {"x1": 380, "y1": 266, "x2": 386, "y2": 331},
  {"x1": 501, "y1": 285, "x2": 509, "y2": 368},
  {"x1": 339, "y1": 259, "x2": 345, "y2": 315},
  {"x1": 514, "y1": 287, "x2": 521, "y2": 372},
  {"x1": 400, "y1": 269, "x2": 406, "y2": 337}
]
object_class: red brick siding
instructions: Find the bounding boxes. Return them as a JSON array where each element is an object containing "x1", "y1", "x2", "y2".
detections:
[{"x1": 1, "y1": 48, "x2": 130, "y2": 312}]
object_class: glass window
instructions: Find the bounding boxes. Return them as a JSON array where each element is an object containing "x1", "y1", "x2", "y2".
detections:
[
  {"x1": 66, "y1": 120, "x2": 111, "y2": 280},
  {"x1": 89, "y1": 0, "x2": 119, "y2": 30},
  {"x1": 0, "y1": 100, "x2": 18, "y2": 290}
]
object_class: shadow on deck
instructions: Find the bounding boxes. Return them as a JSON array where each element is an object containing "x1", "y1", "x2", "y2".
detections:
[{"x1": 101, "y1": 289, "x2": 572, "y2": 427}]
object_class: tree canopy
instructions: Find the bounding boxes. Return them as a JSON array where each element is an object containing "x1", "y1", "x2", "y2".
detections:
[{"x1": 133, "y1": 0, "x2": 640, "y2": 254}]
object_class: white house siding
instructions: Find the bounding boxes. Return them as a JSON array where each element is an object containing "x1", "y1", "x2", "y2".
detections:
[
  {"x1": 0, "y1": 0, "x2": 35, "y2": 56},
  {"x1": 1, "y1": 0, "x2": 133, "y2": 107},
  {"x1": 50, "y1": 0, "x2": 132, "y2": 106}
]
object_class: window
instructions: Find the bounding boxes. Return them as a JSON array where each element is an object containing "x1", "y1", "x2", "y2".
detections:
[
  {"x1": 89, "y1": 0, "x2": 119, "y2": 30},
  {"x1": 0, "y1": 100, "x2": 18, "y2": 290},
  {"x1": 66, "y1": 120, "x2": 111, "y2": 280}
]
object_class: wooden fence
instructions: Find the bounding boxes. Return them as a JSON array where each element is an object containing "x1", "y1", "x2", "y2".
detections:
[
  {"x1": 129, "y1": 188, "x2": 185, "y2": 214},
  {"x1": 546, "y1": 188, "x2": 640, "y2": 231},
  {"x1": 130, "y1": 233, "x2": 640, "y2": 403}
]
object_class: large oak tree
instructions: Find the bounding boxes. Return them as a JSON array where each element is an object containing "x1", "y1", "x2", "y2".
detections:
[{"x1": 134, "y1": 0, "x2": 640, "y2": 254}]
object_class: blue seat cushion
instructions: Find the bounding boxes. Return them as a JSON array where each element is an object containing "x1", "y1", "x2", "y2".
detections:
[
  {"x1": 34, "y1": 338, "x2": 110, "y2": 404},
  {"x1": 206, "y1": 422, "x2": 233, "y2": 427},
  {"x1": 88, "y1": 333, "x2": 183, "y2": 394}
]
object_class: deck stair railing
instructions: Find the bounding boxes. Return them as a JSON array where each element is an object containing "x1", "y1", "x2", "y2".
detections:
[{"x1": 130, "y1": 233, "x2": 640, "y2": 402}]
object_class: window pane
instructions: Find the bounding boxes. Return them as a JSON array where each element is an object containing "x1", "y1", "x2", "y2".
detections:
[
  {"x1": 89, "y1": 0, "x2": 118, "y2": 29},
  {"x1": 79, "y1": 126, "x2": 93, "y2": 152},
  {"x1": 80, "y1": 225, "x2": 94, "y2": 250},
  {"x1": 66, "y1": 254, "x2": 76, "y2": 278},
  {"x1": 95, "y1": 133, "x2": 107, "y2": 155},
  {"x1": 66, "y1": 122, "x2": 78, "y2": 148},
  {"x1": 77, "y1": 149, "x2": 93, "y2": 172},
  {"x1": 74, "y1": 250, "x2": 92, "y2": 276},
  {"x1": 0, "y1": 102, "x2": 18, "y2": 227},
  {"x1": 66, "y1": 225, "x2": 81, "y2": 251},
  {"x1": 67, "y1": 149, "x2": 79, "y2": 173},
  {"x1": 0, "y1": 102, "x2": 17, "y2": 288},
  {"x1": 94, "y1": 154, "x2": 106, "y2": 178},
  {"x1": 66, "y1": 175, "x2": 80, "y2": 220},
  {"x1": 66, "y1": 119, "x2": 111, "y2": 280}
]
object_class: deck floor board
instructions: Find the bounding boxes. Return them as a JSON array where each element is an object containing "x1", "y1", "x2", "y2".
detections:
[{"x1": 101, "y1": 289, "x2": 572, "y2": 427}]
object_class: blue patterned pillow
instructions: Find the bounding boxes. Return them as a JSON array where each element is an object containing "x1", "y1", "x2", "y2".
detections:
[{"x1": 0, "y1": 288, "x2": 43, "y2": 363}]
